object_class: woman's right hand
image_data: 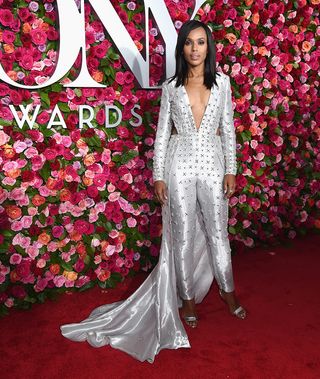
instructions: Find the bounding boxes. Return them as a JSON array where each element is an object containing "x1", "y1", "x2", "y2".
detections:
[{"x1": 154, "y1": 180, "x2": 168, "y2": 206}]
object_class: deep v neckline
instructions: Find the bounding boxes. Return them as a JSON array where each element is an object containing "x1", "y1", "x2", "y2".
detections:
[{"x1": 182, "y1": 85, "x2": 213, "y2": 132}]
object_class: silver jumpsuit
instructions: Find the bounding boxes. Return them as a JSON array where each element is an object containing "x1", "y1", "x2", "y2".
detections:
[
  {"x1": 153, "y1": 72, "x2": 237, "y2": 299},
  {"x1": 60, "y1": 72, "x2": 237, "y2": 363}
]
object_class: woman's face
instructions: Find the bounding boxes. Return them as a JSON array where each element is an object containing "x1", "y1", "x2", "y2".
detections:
[{"x1": 183, "y1": 27, "x2": 208, "y2": 68}]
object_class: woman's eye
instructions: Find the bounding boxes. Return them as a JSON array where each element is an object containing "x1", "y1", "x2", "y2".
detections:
[
  {"x1": 185, "y1": 40, "x2": 191, "y2": 45},
  {"x1": 198, "y1": 40, "x2": 205, "y2": 45}
]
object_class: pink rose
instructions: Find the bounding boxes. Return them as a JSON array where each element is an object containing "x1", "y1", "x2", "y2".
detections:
[
  {"x1": 26, "y1": 246, "x2": 39, "y2": 259},
  {"x1": 53, "y1": 275, "x2": 66, "y2": 287},
  {"x1": 12, "y1": 234, "x2": 31, "y2": 249},
  {"x1": 34, "y1": 278, "x2": 48, "y2": 292},
  {"x1": 108, "y1": 192, "x2": 121, "y2": 202},
  {"x1": 20, "y1": 55, "x2": 34, "y2": 70},
  {"x1": 2, "y1": 30, "x2": 15, "y2": 44},
  {"x1": 106, "y1": 245, "x2": 116, "y2": 256},
  {"x1": 21, "y1": 216, "x2": 32, "y2": 229},
  {"x1": 9, "y1": 188, "x2": 25, "y2": 201},
  {"x1": 115, "y1": 72, "x2": 125, "y2": 85},
  {"x1": 127, "y1": 217, "x2": 137, "y2": 228},
  {"x1": 52, "y1": 226, "x2": 64, "y2": 238},
  {"x1": 9, "y1": 253, "x2": 22, "y2": 265},
  {"x1": 11, "y1": 221, "x2": 23, "y2": 232},
  {"x1": 73, "y1": 259, "x2": 85, "y2": 273},
  {"x1": 0, "y1": 130, "x2": 10, "y2": 146},
  {"x1": 30, "y1": 29, "x2": 47, "y2": 45},
  {"x1": 24, "y1": 147, "x2": 39, "y2": 159},
  {"x1": 243, "y1": 220, "x2": 251, "y2": 229}
]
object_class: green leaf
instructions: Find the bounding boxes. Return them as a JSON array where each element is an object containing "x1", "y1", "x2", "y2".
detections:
[
  {"x1": 256, "y1": 169, "x2": 264, "y2": 176},
  {"x1": 60, "y1": 261, "x2": 73, "y2": 271},
  {"x1": 39, "y1": 162, "x2": 51, "y2": 181},
  {"x1": 52, "y1": 83, "x2": 63, "y2": 92},
  {"x1": 40, "y1": 92, "x2": 50, "y2": 109},
  {"x1": 1, "y1": 230, "x2": 14, "y2": 238},
  {"x1": 58, "y1": 102, "x2": 70, "y2": 113},
  {"x1": 38, "y1": 213, "x2": 47, "y2": 225}
]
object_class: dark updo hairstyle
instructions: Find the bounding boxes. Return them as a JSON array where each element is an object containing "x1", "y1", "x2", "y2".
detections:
[{"x1": 169, "y1": 20, "x2": 220, "y2": 89}]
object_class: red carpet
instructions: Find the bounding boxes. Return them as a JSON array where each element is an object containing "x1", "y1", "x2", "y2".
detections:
[{"x1": 1, "y1": 234, "x2": 319, "y2": 379}]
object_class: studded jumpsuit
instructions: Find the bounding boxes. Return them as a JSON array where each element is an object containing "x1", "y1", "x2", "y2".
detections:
[{"x1": 153, "y1": 72, "x2": 237, "y2": 300}]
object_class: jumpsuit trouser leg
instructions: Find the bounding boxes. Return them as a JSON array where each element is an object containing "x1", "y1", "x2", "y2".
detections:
[{"x1": 169, "y1": 172, "x2": 235, "y2": 301}]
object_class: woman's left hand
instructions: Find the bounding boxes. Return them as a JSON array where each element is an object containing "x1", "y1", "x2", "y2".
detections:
[{"x1": 223, "y1": 174, "x2": 236, "y2": 199}]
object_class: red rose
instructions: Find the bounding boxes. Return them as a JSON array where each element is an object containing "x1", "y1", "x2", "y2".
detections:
[
  {"x1": 87, "y1": 185, "x2": 99, "y2": 198},
  {"x1": 16, "y1": 260, "x2": 31, "y2": 278},
  {"x1": 10, "y1": 285, "x2": 27, "y2": 299},
  {"x1": 10, "y1": 90, "x2": 22, "y2": 105},
  {"x1": 93, "y1": 174, "x2": 108, "y2": 187},
  {"x1": 0, "y1": 9, "x2": 14, "y2": 27},
  {"x1": 21, "y1": 170, "x2": 35, "y2": 182},
  {"x1": 43, "y1": 148, "x2": 57, "y2": 161},
  {"x1": 74, "y1": 220, "x2": 93, "y2": 235}
]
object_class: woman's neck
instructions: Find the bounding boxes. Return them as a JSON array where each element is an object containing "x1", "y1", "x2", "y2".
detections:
[{"x1": 187, "y1": 65, "x2": 205, "y2": 79}]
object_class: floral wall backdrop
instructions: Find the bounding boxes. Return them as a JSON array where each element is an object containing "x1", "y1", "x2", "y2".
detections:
[{"x1": 0, "y1": 0, "x2": 319, "y2": 315}]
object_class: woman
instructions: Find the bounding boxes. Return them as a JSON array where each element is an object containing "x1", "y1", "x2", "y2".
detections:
[
  {"x1": 60, "y1": 20, "x2": 246, "y2": 363},
  {"x1": 153, "y1": 20, "x2": 246, "y2": 328}
]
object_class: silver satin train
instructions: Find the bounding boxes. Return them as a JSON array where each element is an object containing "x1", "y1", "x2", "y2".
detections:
[{"x1": 60, "y1": 72, "x2": 237, "y2": 363}]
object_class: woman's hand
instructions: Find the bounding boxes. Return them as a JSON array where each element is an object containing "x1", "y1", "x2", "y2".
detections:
[
  {"x1": 223, "y1": 174, "x2": 236, "y2": 199},
  {"x1": 154, "y1": 180, "x2": 168, "y2": 206}
]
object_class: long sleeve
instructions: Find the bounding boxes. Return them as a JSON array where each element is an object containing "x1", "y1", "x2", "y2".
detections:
[
  {"x1": 219, "y1": 75, "x2": 237, "y2": 176},
  {"x1": 153, "y1": 81, "x2": 172, "y2": 182}
]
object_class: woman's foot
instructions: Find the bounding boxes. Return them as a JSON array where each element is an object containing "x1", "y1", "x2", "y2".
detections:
[
  {"x1": 181, "y1": 298, "x2": 198, "y2": 328},
  {"x1": 219, "y1": 289, "x2": 247, "y2": 319}
]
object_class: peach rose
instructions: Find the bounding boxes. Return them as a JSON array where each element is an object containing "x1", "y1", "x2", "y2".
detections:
[
  {"x1": 32, "y1": 194, "x2": 46, "y2": 206},
  {"x1": 63, "y1": 270, "x2": 78, "y2": 281},
  {"x1": 69, "y1": 230, "x2": 82, "y2": 242},
  {"x1": 59, "y1": 188, "x2": 72, "y2": 202},
  {"x1": 50, "y1": 264, "x2": 61, "y2": 275},
  {"x1": 10, "y1": 270, "x2": 20, "y2": 283},
  {"x1": 6, "y1": 205, "x2": 22, "y2": 220},
  {"x1": 22, "y1": 22, "x2": 32, "y2": 33},
  {"x1": 252, "y1": 12, "x2": 259, "y2": 24},
  {"x1": 3, "y1": 44, "x2": 14, "y2": 53},
  {"x1": 97, "y1": 270, "x2": 111, "y2": 282},
  {"x1": 6, "y1": 168, "x2": 21, "y2": 179},
  {"x1": 225, "y1": 33, "x2": 236, "y2": 44},
  {"x1": 243, "y1": 42, "x2": 251, "y2": 53},
  {"x1": 289, "y1": 25, "x2": 298, "y2": 33},
  {"x1": 7, "y1": 71, "x2": 18, "y2": 81},
  {"x1": 2, "y1": 144, "x2": 15, "y2": 158},
  {"x1": 118, "y1": 231, "x2": 126, "y2": 243},
  {"x1": 302, "y1": 41, "x2": 311, "y2": 53},
  {"x1": 46, "y1": 177, "x2": 57, "y2": 190},
  {"x1": 76, "y1": 138, "x2": 87, "y2": 149},
  {"x1": 258, "y1": 46, "x2": 268, "y2": 56},
  {"x1": 82, "y1": 177, "x2": 93, "y2": 186},
  {"x1": 92, "y1": 70, "x2": 104, "y2": 83},
  {"x1": 84, "y1": 153, "x2": 95, "y2": 166},
  {"x1": 38, "y1": 232, "x2": 51, "y2": 245},
  {"x1": 40, "y1": 22, "x2": 50, "y2": 32},
  {"x1": 134, "y1": 41, "x2": 143, "y2": 52}
]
